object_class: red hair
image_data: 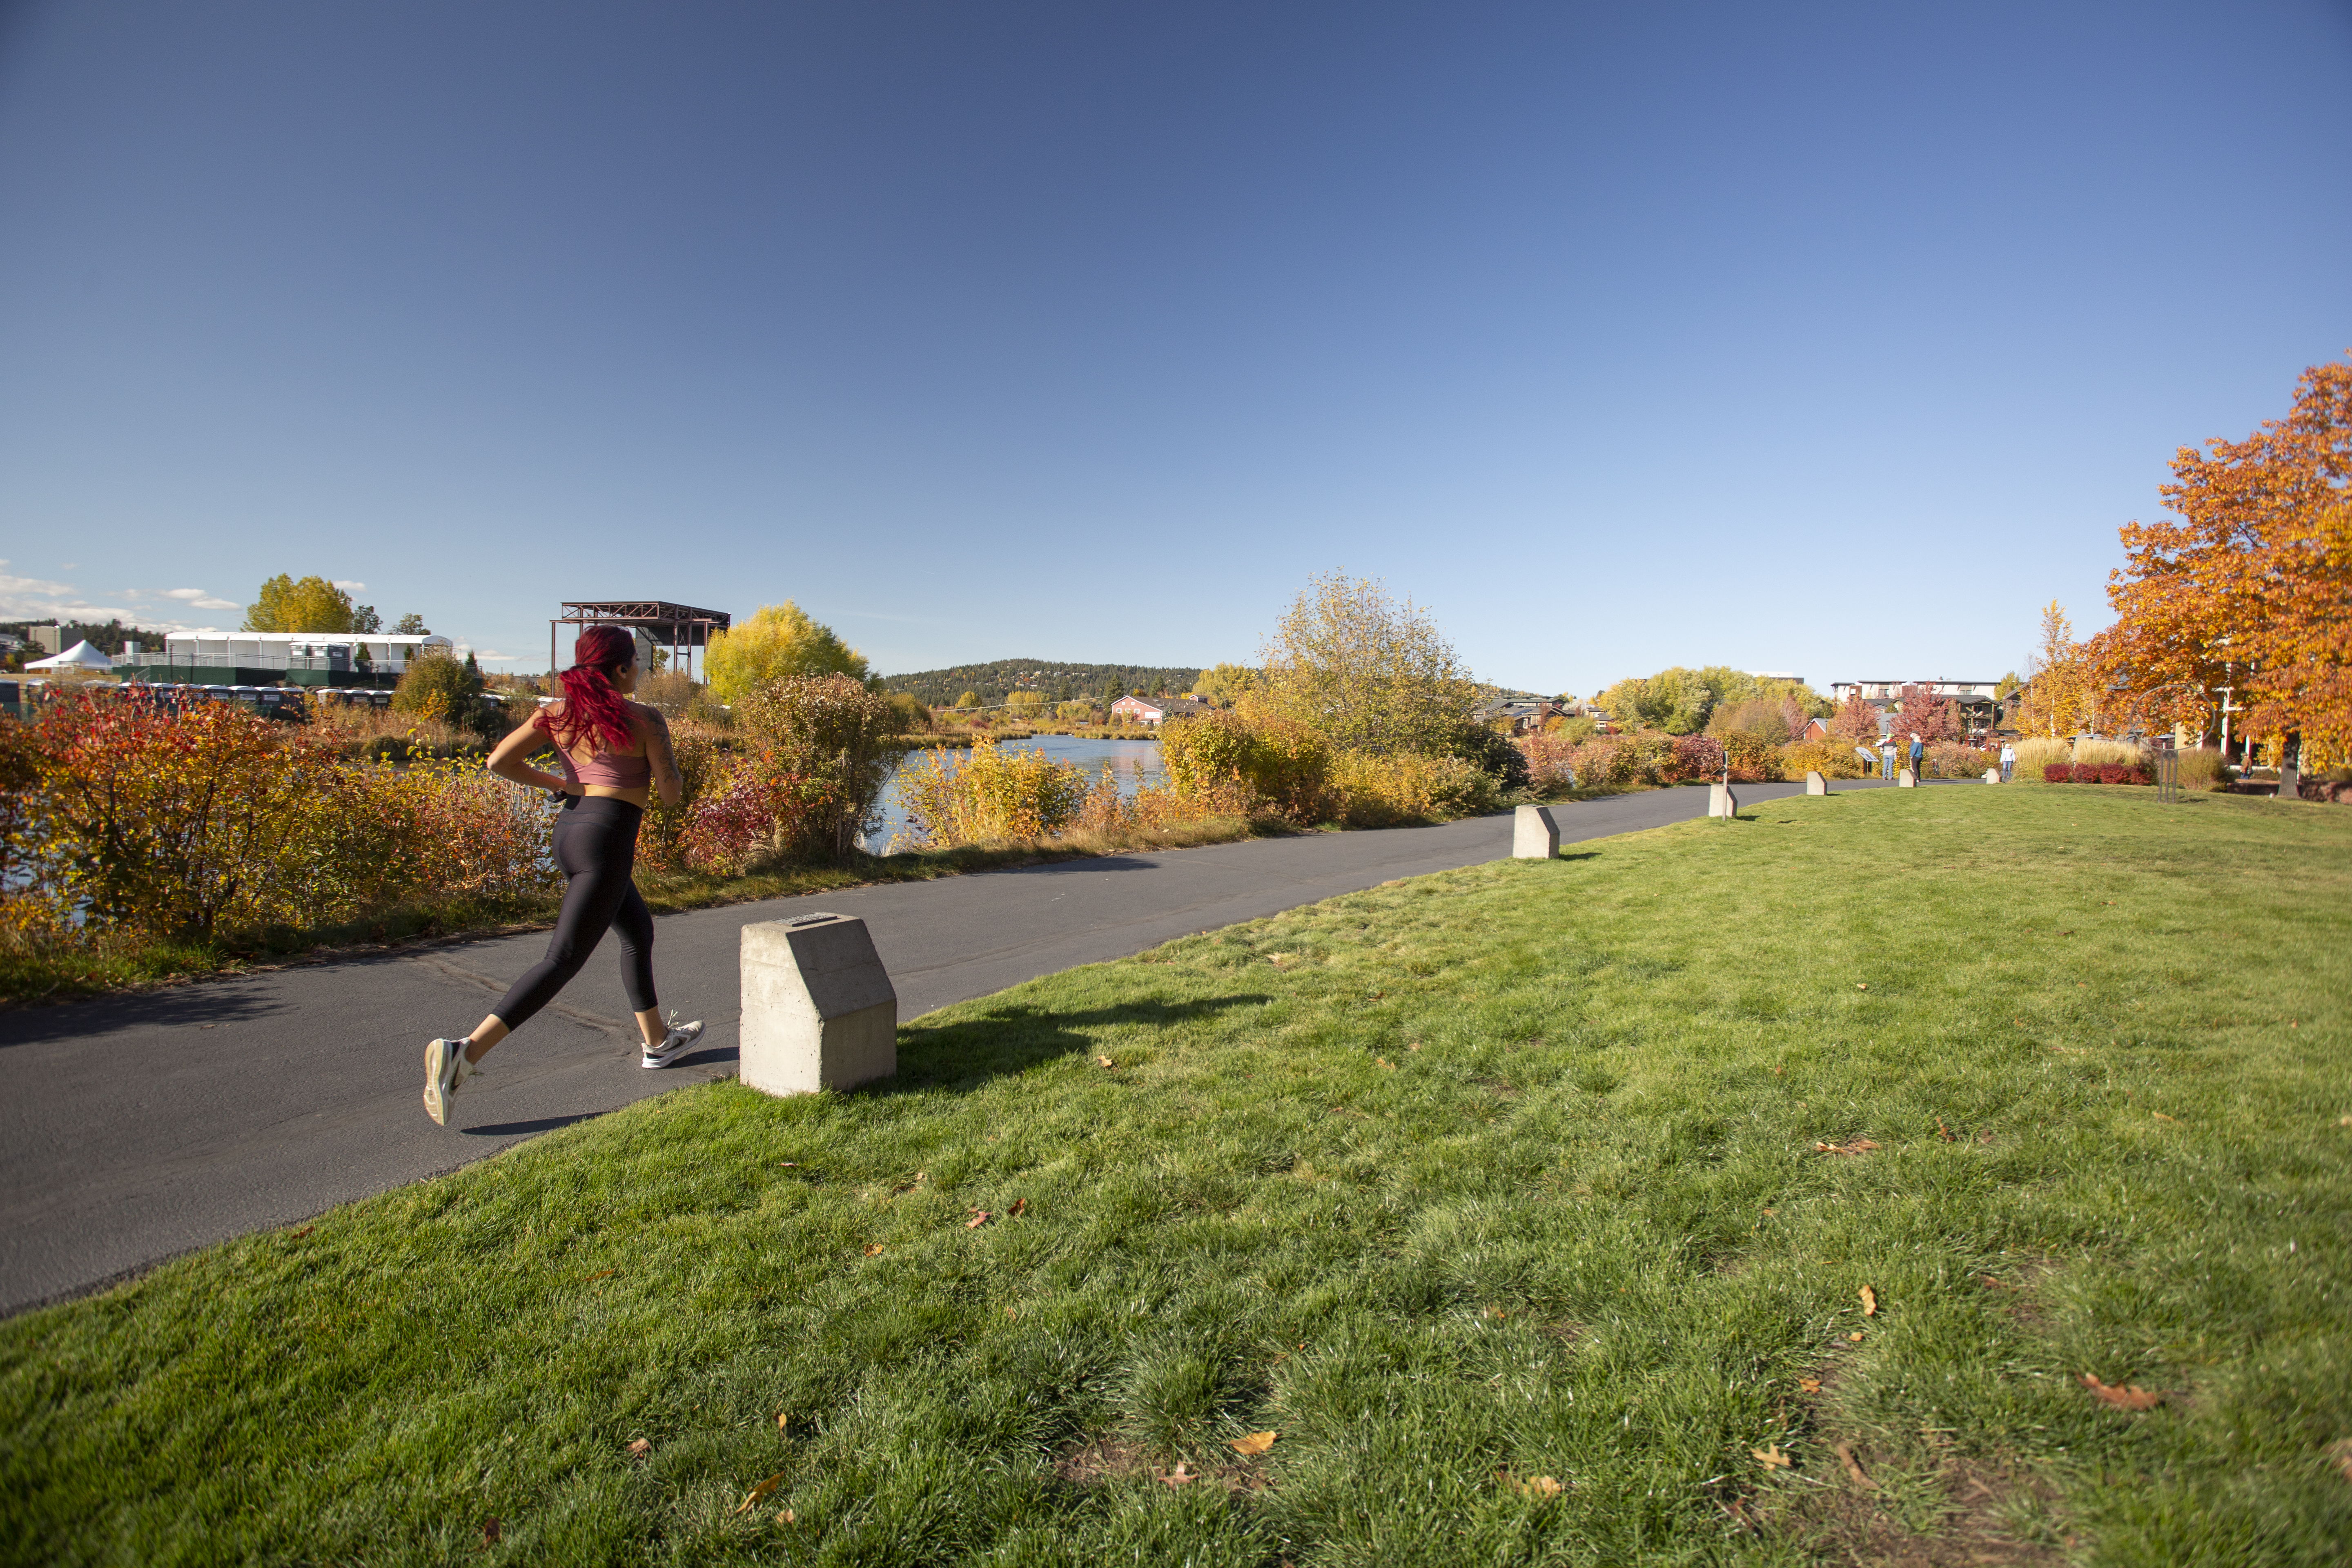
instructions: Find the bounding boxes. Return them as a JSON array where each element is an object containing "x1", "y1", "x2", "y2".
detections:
[{"x1": 546, "y1": 625, "x2": 637, "y2": 753}]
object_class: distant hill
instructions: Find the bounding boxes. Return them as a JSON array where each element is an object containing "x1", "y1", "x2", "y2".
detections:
[{"x1": 880, "y1": 658, "x2": 1203, "y2": 708}]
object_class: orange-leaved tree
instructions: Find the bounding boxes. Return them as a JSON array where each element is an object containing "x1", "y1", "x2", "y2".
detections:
[{"x1": 2096, "y1": 355, "x2": 2351, "y2": 762}]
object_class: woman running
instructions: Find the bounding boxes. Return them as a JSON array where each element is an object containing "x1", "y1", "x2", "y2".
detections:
[{"x1": 423, "y1": 624, "x2": 701, "y2": 1125}]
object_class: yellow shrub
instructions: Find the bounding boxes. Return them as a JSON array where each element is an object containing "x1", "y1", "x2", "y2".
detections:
[
  {"x1": 898, "y1": 736, "x2": 1089, "y2": 846},
  {"x1": 1780, "y1": 739, "x2": 1869, "y2": 780},
  {"x1": 1328, "y1": 751, "x2": 1498, "y2": 826}
]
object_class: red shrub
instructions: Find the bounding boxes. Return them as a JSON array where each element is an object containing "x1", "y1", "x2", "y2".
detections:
[{"x1": 2044, "y1": 763, "x2": 2074, "y2": 783}]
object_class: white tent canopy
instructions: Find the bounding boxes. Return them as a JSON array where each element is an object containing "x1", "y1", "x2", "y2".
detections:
[{"x1": 24, "y1": 639, "x2": 113, "y2": 671}]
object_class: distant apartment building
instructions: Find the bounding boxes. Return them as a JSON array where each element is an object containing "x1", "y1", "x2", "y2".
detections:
[{"x1": 1831, "y1": 679, "x2": 2002, "y2": 730}]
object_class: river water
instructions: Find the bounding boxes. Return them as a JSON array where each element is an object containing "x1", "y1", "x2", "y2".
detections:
[{"x1": 863, "y1": 733, "x2": 1164, "y2": 853}]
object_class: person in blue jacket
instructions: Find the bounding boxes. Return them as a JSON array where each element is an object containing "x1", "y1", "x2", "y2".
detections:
[{"x1": 1908, "y1": 732, "x2": 1925, "y2": 779}]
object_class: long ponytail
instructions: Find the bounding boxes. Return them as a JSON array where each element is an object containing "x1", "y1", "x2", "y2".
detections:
[{"x1": 548, "y1": 625, "x2": 637, "y2": 753}]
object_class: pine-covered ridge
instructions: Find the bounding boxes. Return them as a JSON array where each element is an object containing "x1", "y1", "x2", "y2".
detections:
[{"x1": 879, "y1": 659, "x2": 1204, "y2": 708}]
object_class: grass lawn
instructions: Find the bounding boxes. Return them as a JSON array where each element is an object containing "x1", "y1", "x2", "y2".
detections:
[{"x1": 4, "y1": 786, "x2": 2348, "y2": 1565}]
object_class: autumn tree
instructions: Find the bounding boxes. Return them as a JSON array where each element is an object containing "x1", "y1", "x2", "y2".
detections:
[
  {"x1": 2094, "y1": 355, "x2": 2351, "y2": 764},
  {"x1": 244, "y1": 574, "x2": 360, "y2": 633},
  {"x1": 1827, "y1": 693, "x2": 1878, "y2": 743},
  {"x1": 1887, "y1": 685, "x2": 1961, "y2": 744},
  {"x1": 2017, "y1": 601, "x2": 2098, "y2": 738},
  {"x1": 1250, "y1": 572, "x2": 1481, "y2": 756},
  {"x1": 704, "y1": 602, "x2": 871, "y2": 705},
  {"x1": 1194, "y1": 662, "x2": 1258, "y2": 707}
]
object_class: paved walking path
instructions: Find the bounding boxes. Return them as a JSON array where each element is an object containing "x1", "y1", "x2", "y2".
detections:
[{"x1": 2, "y1": 778, "x2": 1926, "y2": 1314}]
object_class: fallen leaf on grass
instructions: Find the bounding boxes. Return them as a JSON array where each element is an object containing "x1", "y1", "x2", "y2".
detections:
[
  {"x1": 1009, "y1": 1197, "x2": 1028, "y2": 1216},
  {"x1": 1848, "y1": 1332, "x2": 1865, "y2": 1343},
  {"x1": 1813, "y1": 1139, "x2": 1880, "y2": 1156},
  {"x1": 2152, "y1": 1112, "x2": 2179, "y2": 1123},
  {"x1": 1854, "y1": 983, "x2": 1868, "y2": 991},
  {"x1": 1162, "y1": 1464, "x2": 1198, "y2": 1486},
  {"x1": 1407, "y1": 1041, "x2": 1422, "y2": 1051},
  {"x1": 965, "y1": 1210, "x2": 991, "y2": 1229},
  {"x1": 1096, "y1": 1056, "x2": 1114, "y2": 1069},
  {"x1": 1834, "y1": 1442, "x2": 1875, "y2": 1489},
  {"x1": 586, "y1": 1269, "x2": 616, "y2": 1282},
  {"x1": 2340, "y1": 1116, "x2": 2352, "y2": 1127},
  {"x1": 1936, "y1": 1118, "x2": 1956, "y2": 1142},
  {"x1": 862, "y1": 1244, "x2": 885, "y2": 1257},
  {"x1": 1859, "y1": 1285, "x2": 1878, "y2": 1316},
  {"x1": 776, "y1": 1412, "x2": 789, "y2": 1430},
  {"x1": 1797, "y1": 1377, "x2": 1822, "y2": 1393},
  {"x1": 2080, "y1": 1373, "x2": 2164, "y2": 1411},
  {"x1": 291, "y1": 1226, "x2": 313, "y2": 1238},
  {"x1": 1375, "y1": 1057, "x2": 1394, "y2": 1070},
  {"x1": 735, "y1": 1471, "x2": 787, "y2": 1515},
  {"x1": 627, "y1": 1439, "x2": 651, "y2": 1456},
  {"x1": 777, "y1": 1509, "x2": 797, "y2": 1525},
  {"x1": 481, "y1": 1517, "x2": 502, "y2": 1545},
  {"x1": 1752, "y1": 1445, "x2": 1791, "y2": 1470},
  {"x1": 1230, "y1": 1430, "x2": 1278, "y2": 1456}
]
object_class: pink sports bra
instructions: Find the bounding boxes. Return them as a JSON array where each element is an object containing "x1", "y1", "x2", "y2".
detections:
[{"x1": 534, "y1": 710, "x2": 653, "y2": 789}]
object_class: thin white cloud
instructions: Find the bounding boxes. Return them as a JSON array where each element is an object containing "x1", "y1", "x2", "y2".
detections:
[
  {"x1": 161, "y1": 588, "x2": 241, "y2": 610},
  {"x1": 0, "y1": 559, "x2": 136, "y2": 624},
  {"x1": 333, "y1": 579, "x2": 366, "y2": 591}
]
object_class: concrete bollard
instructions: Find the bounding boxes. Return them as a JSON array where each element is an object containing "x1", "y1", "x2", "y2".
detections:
[
  {"x1": 1984, "y1": 768, "x2": 2000, "y2": 784},
  {"x1": 1897, "y1": 768, "x2": 1916, "y2": 788},
  {"x1": 739, "y1": 912, "x2": 897, "y2": 1096},
  {"x1": 1805, "y1": 771, "x2": 1827, "y2": 795},
  {"x1": 1512, "y1": 804, "x2": 1559, "y2": 860},
  {"x1": 1708, "y1": 780, "x2": 1738, "y2": 817}
]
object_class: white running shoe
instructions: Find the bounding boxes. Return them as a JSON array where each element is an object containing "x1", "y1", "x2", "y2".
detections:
[
  {"x1": 641, "y1": 1013, "x2": 704, "y2": 1069},
  {"x1": 423, "y1": 1036, "x2": 475, "y2": 1126}
]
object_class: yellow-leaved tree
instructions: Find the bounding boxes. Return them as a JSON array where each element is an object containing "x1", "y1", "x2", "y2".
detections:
[
  {"x1": 1249, "y1": 572, "x2": 1481, "y2": 756},
  {"x1": 244, "y1": 574, "x2": 359, "y2": 633},
  {"x1": 2016, "y1": 601, "x2": 2098, "y2": 738},
  {"x1": 704, "y1": 602, "x2": 871, "y2": 705},
  {"x1": 1194, "y1": 662, "x2": 1259, "y2": 707}
]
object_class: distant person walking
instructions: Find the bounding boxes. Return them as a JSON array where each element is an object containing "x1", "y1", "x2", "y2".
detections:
[
  {"x1": 1908, "y1": 732, "x2": 1924, "y2": 780},
  {"x1": 2000, "y1": 739, "x2": 2016, "y2": 783},
  {"x1": 423, "y1": 625, "x2": 702, "y2": 1126},
  {"x1": 1879, "y1": 736, "x2": 1898, "y2": 781}
]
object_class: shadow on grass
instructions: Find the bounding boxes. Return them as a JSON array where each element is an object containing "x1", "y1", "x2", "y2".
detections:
[
  {"x1": 883, "y1": 993, "x2": 1272, "y2": 1093},
  {"x1": 462, "y1": 1110, "x2": 605, "y2": 1138}
]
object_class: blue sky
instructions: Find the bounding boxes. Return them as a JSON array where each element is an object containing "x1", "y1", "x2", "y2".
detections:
[{"x1": 2, "y1": 2, "x2": 2347, "y2": 694}]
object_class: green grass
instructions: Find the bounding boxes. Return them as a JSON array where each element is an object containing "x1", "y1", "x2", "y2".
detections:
[{"x1": 4, "y1": 787, "x2": 2349, "y2": 1565}]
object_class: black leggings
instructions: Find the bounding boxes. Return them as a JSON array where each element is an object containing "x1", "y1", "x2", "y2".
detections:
[{"x1": 492, "y1": 796, "x2": 657, "y2": 1031}]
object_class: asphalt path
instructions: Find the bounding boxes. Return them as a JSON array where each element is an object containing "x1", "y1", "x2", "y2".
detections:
[{"x1": 1, "y1": 777, "x2": 1940, "y2": 1314}]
